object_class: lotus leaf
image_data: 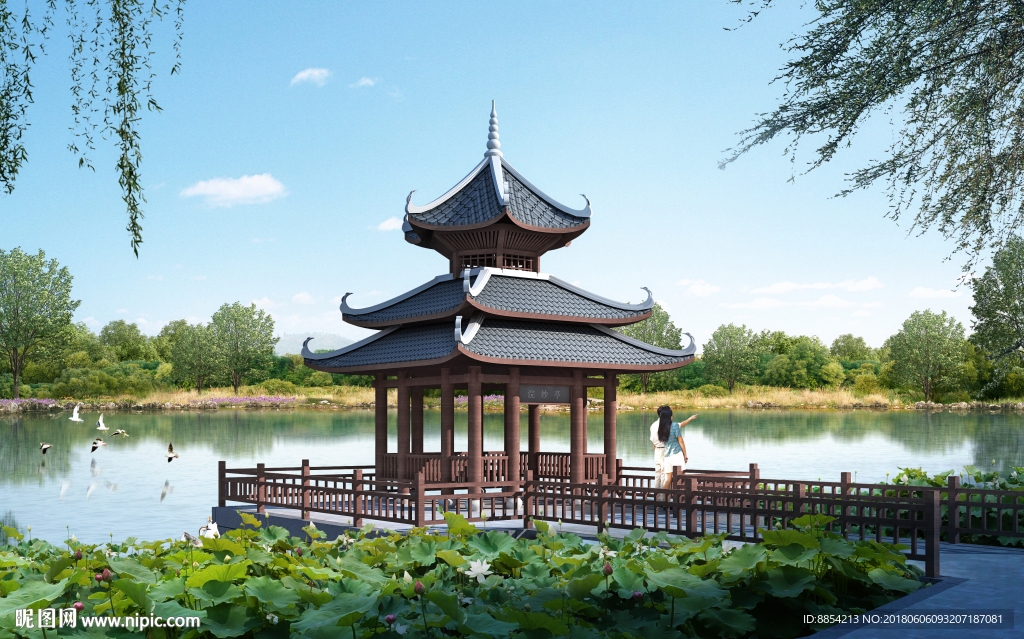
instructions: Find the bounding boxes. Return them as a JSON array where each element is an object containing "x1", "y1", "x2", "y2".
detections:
[
  {"x1": 790, "y1": 514, "x2": 837, "y2": 529},
  {"x1": 395, "y1": 539, "x2": 436, "y2": 566},
  {"x1": 292, "y1": 594, "x2": 376, "y2": 631},
  {"x1": 611, "y1": 565, "x2": 645, "y2": 598},
  {"x1": 719, "y1": 543, "x2": 767, "y2": 574},
  {"x1": 867, "y1": 568, "x2": 922, "y2": 593},
  {"x1": 819, "y1": 537, "x2": 856, "y2": 558},
  {"x1": 502, "y1": 609, "x2": 570, "y2": 634},
  {"x1": 467, "y1": 531, "x2": 515, "y2": 557},
  {"x1": 436, "y1": 548, "x2": 466, "y2": 567},
  {"x1": 770, "y1": 543, "x2": 819, "y2": 566},
  {"x1": 152, "y1": 599, "x2": 206, "y2": 624},
  {"x1": 203, "y1": 602, "x2": 260, "y2": 638},
  {"x1": 189, "y1": 579, "x2": 244, "y2": 605},
  {"x1": 760, "y1": 566, "x2": 817, "y2": 597},
  {"x1": 243, "y1": 575, "x2": 302, "y2": 606},
  {"x1": 443, "y1": 512, "x2": 478, "y2": 537},
  {"x1": 460, "y1": 612, "x2": 519, "y2": 635},
  {"x1": 688, "y1": 558, "x2": 720, "y2": 578},
  {"x1": 202, "y1": 537, "x2": 246, "y2": 556},
  {"x1": 699, "y1": 608, "x2": 758, "y2": 638},
  {"x1": 337, "y1": 556, "x2": 387, "y2": 585},
  {"x1": 112, "y1": 578, "x2": 153, "y2": 613},
  {"x1": 2, "y1": 527, "x2": 23, "y2": 542},
  {"x1": 239, "y1": 511, "x2": 265, "y2": 529},
  {"x1": 426, "y1": 591, "x2": 466, "y2": 623},
  {"x1": 44, "y1": 556, "x2": 74, "y2": 583},
  {"x1": 108, "y1": 556, "x2": 158, "y2": 584},
  {"x1": 0, "y1": 579, "x2": 67, "y2": 615},
  {"x1": 758, "y1": 529, "x2": 820, "y2": 549},
  {"x1": 566, "y1": 573, "x2": 605, "y2": 600},
  {"x1": 0, "y1": 581, "x2": 20, "y2": 596},
  {"x1": 185, "y1": 561, "x2": 250, "y2": 588}
]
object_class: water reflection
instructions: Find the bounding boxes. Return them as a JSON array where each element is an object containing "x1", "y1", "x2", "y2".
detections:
[{"x1": 1, "y1": 408, "x2": 1020, "y2": 544}]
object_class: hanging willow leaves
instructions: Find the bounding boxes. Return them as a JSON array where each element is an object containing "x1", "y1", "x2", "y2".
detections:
[
  {"x1": 721, "y1": 1, "x2": 1024, "y2": 271},
  {"x1": 0, "y1": 0, "x2": 186, "y2": 257}
]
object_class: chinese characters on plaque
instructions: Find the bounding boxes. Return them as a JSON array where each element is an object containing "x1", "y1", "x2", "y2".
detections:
[{"x1": 519, "y1": 385, "x2": 571, "y2": 404}]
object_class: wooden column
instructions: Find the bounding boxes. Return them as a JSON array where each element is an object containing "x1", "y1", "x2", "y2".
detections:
[
  {"x1": 468, "y1": 365, "x2": 483, "y2": 488},
  {"x1": 396, "y1": 372, "x2": 409, "y2": 480},
  {"x1": 440, "y1": 368, "x2": 454, "y2": 483},
  {"x1": 411, "y1": 386, "x2": 424, "y2": 455},
  {"x1": 604, "y1": 372, "x2": 617, "y2": 483},
  {"x1": 570, "y1": 368, "x2": 586, "y2": 484},
  {"x1": 528, "y1": 404, "x2": 540, "y2": 476},
  {"x1": 374, "y1": 373, "x2": 387, "y2": 479},
  {"x1": 504, "y1": 367, "x2": 521, "y2": 483}
]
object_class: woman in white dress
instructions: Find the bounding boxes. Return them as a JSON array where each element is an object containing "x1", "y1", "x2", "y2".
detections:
[{"x1": 657, "y1": 407, "x2": 697, "y2": 489}]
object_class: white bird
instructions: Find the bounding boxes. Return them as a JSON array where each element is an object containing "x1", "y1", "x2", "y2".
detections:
[
  {"x1": 96, "y1": 414, "x2": 108, "y2": 431},
  {"x1": 112, "y1": 429, "x2": 128, "y2": 438},
  {"x1": 39, "y1": 442, "x2": 52, "y2": 455},
  {"x1": 60, "y1": 480, "x2": 70, "y2": 501},
  {"x1": 198, "y1": 517, "x2": 220, "y2": 538},
  {"x1": 161, "y1": 480, "x2": 174, "y2": 502},
  {"x1": 90, "y1": 438, "x2": 105, "y2": 454},
  {"x1": 69, "y1": 404, "x2": 83, "y2": 423},
  {"x1": 86, "y1": 481, "x2": 97, "y2": 500},
  {"x1": 166, "y1": 442, "x2": 179, "y2": 463}
]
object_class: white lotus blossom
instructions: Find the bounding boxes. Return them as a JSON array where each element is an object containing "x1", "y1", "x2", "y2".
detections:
[
  {"x1": 465, "y1": 559, "x2": 492, "y2": 583},
  {"x1": 599, "y1": 547, "x2": 617, "y2": 559},
  {"x1": 223, "y1": 554, "x2": 231, "y2": 562},
  {"x1": 403, "y1": 571, "x2": 413, "y2": 584},
  {"x1": 71, "y1": 535, "x2": 77, "y2": 543},
  {"x1": 394, "y1": 623, "x2": 408, "y2": 635},
  {"x1": 266, "y1": 613, "x2": 278, "y2": 624}
]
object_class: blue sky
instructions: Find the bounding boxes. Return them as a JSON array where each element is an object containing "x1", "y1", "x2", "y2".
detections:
[{"x1": 3, "y1": 1, "x2": 976, "y2": 351}]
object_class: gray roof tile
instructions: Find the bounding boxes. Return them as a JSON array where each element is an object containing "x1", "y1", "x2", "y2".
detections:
[
  {"x1": 347, "y1": 279, "x2": 465, "y2": 322},
  {"x1": 465, "y1": 319, "x2": 690, "y2": 366},
  {"x1": 473, "y1": 276, "x2": 647, "y2": 320},
  {"x1": 503, "y1": 171, "x2": 586, "y2": 229},
  {"x1": 307, "y1": 323, "x2": 456, "y2": 369}
]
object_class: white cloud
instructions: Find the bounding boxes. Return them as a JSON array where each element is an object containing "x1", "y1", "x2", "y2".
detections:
[
  {"x1": 862, "y1": 301, "x2": 883, "y2": 308},
  {"x1": 853, "y1": 310, "x2": 872, "y2": 317},
  {"x1": 192, "y1": 275, "x2": 207, "y2": 281},
  {"x1": 798, "y1": 294, "x2": 856, "y2": 308},
  {"x1": 180, "y1": 174, "x2": 287, "y2": 207},
  {"x1": 676, "y1": 278, "x2": 721, "y2": 297},
  {"x1": 349, "y1": 77, "x2": 377, "y2": 88},
  {"x1": 722, "y1": 298, "x2": 790, "y2": 309},
  {"x1": 908, "y1": 286, "x2": 962, "y2": 298},
  {"x1": 252, "y1": 297, "x2": 277, "y2": 310},
  {"x1": 291, "y1": 68, "x2": 331, "y2": 86},
  {"x1": 292, "y1": 292, "x2": 314, "y2": 304},
  {"x1": 80, "y1": 316, "x2": 101, "y2": 329},
  {"x1": 752, "y1": 276, "x2": 883, "y2": 294},
  {"x1": 376, "y1": 217, "x2": 403, "y2": 231}
]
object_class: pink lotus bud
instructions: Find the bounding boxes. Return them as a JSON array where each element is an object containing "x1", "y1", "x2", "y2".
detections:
[
  {"x1": 633, "y1": 591, "x2": 643, "y2": 600},
  {"x1": 296, "y1": 547, "x2": 303, "y2": 557},
  {"x1": 602, "y1": 562, "x2": 613, "y2": 577},
  {"x1": 385, "y1": 614, "x2": 396, "y2": 624},
  {"x1": 95, "y1": 574, "x2": 103, "y2": 582},
  {"x1": 102, "y1": 568, "x2": 113, "y2": 582},
  {"x1": 414, "y1": 580, "x2": 425, "y2": 595},
  {"x1": 73, "y1": 602, "x2": 84, "y2": 612},
  {"x1": 176, "y1": 570, "x2": 180, "y2": 577},
  {"x1": 73, "y1": 550, "x2": 82, "y2": 561}
]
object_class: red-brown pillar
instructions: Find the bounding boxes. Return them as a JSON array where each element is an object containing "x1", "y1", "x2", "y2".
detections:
[
  {"x1": 528, "y1": 404, "x2": 540, "y2": 476},
  {"x1": 604, "y1": 372, "x2": 617, "y2": 482},
  {"x1": 440, "y1": 368, "x2": 454, "y2": 483},
  {"x1": 396, "y1": 372, "x2": 410, "y2": 479},
  {"x1": 504, "y1": 367, "x2": 521, "y2": 483},
  {"x1": 570, "y1": 369, "x2": 586, "y2": 484},
  {"x1": 374, "y1": 374, "x2": 387, "y2": 479},
  {"x1": 468, "y1": 365, "x2": 483, "y2": 488},
  {"x1": 411, "y1": 386, "x2": 424, "y2": 455}
]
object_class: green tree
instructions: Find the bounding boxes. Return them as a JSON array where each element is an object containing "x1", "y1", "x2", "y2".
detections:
[
  {"x1": 830, "y1": 334, "x2": 873, "y2": 361},
  {"x1": 701, "y1": 324, "x2": 758, "y2": 393},
  {"x1": 723, "y1": 1, "x2": 1024, "y2": 269},
  {"x1": 100, "y1": 320, "x2": 157, "y2": 362},
  {"x1": 820, "y1": 362, "x2": 846, "y2": 389},
  {"x1": 153, "y1": 319, "x2": 189, "y2": 361},
  {"x1": 750, "y1": 329, "x2": 797, "y2": 355},
  {"x1": 762, "y1": 336, "x2": 834, "y2": 389},
  {"x1": 885, "y1": 310, "x2": 967, "y2": 402},
  {"x1": 0, "y1": 248, "x2": 80, "y2": 398},
  {"x1": 170, "y1": 323, "x2": 221, "y2": 394},
  {"x1": 211, "y1": 302, "x2": 278, "y2": 394},
  {"x1": 1, "y1": 2, "x2": 186, "y2": 255},
  {"x1": 969, "y1": 235, "x2": 1024, "y2": 391},
  {"x1": 618, "y1": 303, "x2": 683, "y2": 393}
]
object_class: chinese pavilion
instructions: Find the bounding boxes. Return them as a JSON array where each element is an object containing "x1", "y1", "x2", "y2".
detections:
[{"x1": 303, "y1": 102, "x2": 695, "y2": 491}]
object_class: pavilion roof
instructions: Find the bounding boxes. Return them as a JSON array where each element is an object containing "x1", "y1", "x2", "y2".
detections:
[
  {"x1": 341, "y1": 268, "x2": 653, "y2": 327},
  {"x1": 303, "y1": 316, "x2": 695, "y2": 373}
]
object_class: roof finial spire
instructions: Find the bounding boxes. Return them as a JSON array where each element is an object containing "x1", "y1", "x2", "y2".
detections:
[{"x1": 485, "y1": 100, "x2": 502, "y2": 157}]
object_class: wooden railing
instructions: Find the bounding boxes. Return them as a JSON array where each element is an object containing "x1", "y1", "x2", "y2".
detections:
[{"x1": 381, "y1": 451, "x2": 608, "y2": 483}]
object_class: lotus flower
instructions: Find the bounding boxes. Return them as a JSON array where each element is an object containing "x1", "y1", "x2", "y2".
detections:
[
  {"x1": 394, "y1": 624, "x2": 408, "y2": 635},
  {"x1": 403, "y1": 571, "x2": 413, "y2": 584},
  {"x1": 73, "y1": 602, "x2": 84, "y2": 612},
  {"x1": 73, "y1": 550, "x2": 82, "y2": 561},
  {"x1": 296, "y1": 548, "x2": 303, "y2": 557},
  {"x1": 602, "y1": 562, "x2": 613, "y2": 577},
  {"x1": 633, "y1": 591, "x2": 643, "y2": 600},
  {"x1": 599, "y1": 546, "x2": 617, "y2": 558},
  {"x1": 385, "y1": 614, "x2": 396, "y2": 624},
  {"x1": 102, "y1": 568, "x2": 113, "y2": 582},
  {"x1": 465, "y1": 559, "x2": 492, "y2": 583},
  {"x1": 414, "y1": 580, "x2": 425, "y2": 595}
]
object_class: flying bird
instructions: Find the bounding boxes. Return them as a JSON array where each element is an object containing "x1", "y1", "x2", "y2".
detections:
[
  {"x1": 60, "y1": 480, "x2": 70, "y2": 501},
  {"x1": 90, "y1": 438, "x2": 105, "y2": 454},
  {"x1": 161, "y1": 480, "x2": 174, "y2": 502},
  {"x1": 112, "y1": 429, "x2": 128, "y2": 438},
  {"x1": 39, "y1": 442, "x2": 52, "y2": 455},
  {"x1": 166, "y1": 443, "x2": 179, "y2": 463},
  {"x1": 69, "y1": 404, "x2": 83, "y2": 423},
  {"x1": 96, "y1": 414, "x2": 108, "y2": 431}
]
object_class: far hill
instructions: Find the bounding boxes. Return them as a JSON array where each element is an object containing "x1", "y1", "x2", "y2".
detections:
[{"x1": 275, "y1": 332, "x2": 353, "y2": 356}]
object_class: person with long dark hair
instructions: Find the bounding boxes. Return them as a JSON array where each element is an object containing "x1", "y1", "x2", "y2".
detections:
[
  {"x1": 649, "y1": 405, "x2": 672, "y2": 490},
  {"x1": 657, "y1": 407, "x2": 697, "y2": 489}
]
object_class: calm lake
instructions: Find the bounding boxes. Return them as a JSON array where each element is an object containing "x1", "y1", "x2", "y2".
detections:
[{"x1": 3, "y1": 408, "x2": 1022, "y2": 544}]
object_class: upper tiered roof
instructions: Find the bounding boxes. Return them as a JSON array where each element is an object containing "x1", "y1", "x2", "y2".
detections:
[
  {"x1": 340, "y1": 268, "x2": 654, "y2": 328},
  {"x1": 403, "y1": 103, "x2": 591, "y2": 274}
]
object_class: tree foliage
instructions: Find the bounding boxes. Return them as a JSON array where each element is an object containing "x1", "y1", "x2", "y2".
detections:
[
  {"x1": 723, "y1": 0, "x2": 1024, "y2": 270},
  {"x1": 100, "y1": 319, "x2": 157, "y2": 362},
  {"x1": 701, "y1": 324, "x2": 758, "y2": 393},
  {"x1": 1, "y1": 1, "x2": 185, "y2": 255},
  {"x1": 884, "y1": 310, "x2": 966, "y2": 401},
  {"x1": 830, "y1": 333, "x2": 873, "y2": 361},
  {"x1": 170, "y1": 323, "x2": 221, "y2": 394},
  {"x1": 0, "y1": 248, "x2": 80, "y2": 398},
  {"x1": 762, "y1": 336, "x2": 835, "y2": 389},
  {"x1": 211, "y1": 302, "x2": 278, "y2": 394},
  {"x1": 618, "y1": 303, "x2": 684, "y2": 393},
  {"x1": 970, "y1": 235, "x2": 1024, "y2": 386}
]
